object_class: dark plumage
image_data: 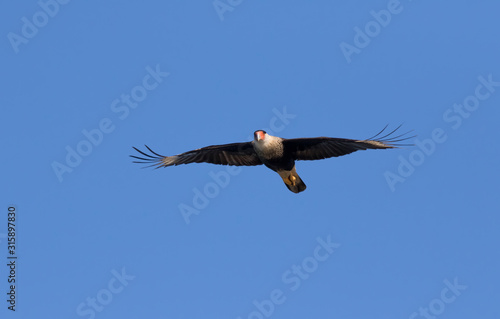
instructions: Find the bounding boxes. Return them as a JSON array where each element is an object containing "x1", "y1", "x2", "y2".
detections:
[
  {"x1": 131, "y1": 125, "x2": 413, "y2": 193},
  {"x1": 133, "y1": 142, "x2": 262, "y2": 167}
]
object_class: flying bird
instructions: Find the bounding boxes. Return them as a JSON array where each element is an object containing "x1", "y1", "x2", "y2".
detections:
[{"x1": 131, "y1": 126, "x2": 412, "y2": 193}]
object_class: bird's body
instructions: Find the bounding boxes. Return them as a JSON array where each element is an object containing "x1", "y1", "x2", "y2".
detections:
[
  {"x1": 251, "y1": 131, "x2": 306, "y2": 192},
  {"x1": 131, "y1": 126, "x2": 412, "y2": 193}
]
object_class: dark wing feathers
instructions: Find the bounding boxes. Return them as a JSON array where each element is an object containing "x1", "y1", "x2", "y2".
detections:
[
  {"x1": 131, "y1": 142, "x2": 262, "y2": 168},
  {"x1": 284, "y1": 125, "x2": 414, "y2": 161}
]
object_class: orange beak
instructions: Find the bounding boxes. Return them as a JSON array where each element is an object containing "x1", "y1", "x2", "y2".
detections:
[{"x1": 256, "y1": 131, "x2": 265, "y2": 141}]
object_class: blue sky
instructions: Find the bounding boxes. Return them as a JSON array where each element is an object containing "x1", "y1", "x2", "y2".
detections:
[{"x1": 1, "y1": 1, "x2": 500, "y2": 318}]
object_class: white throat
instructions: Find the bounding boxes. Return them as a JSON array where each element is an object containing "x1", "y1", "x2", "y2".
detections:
[{"x1": 253, "y1": 133, "x2": 283, "y2": 159}]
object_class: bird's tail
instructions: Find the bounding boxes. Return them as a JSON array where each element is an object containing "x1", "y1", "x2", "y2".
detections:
[{"x1": 279, "y1": 168, "x2": 307, "y2": 194}]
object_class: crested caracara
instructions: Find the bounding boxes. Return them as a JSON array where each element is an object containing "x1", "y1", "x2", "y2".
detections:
[{"x1": 131, "y1": 125, "x2": 412, "y2": 193}]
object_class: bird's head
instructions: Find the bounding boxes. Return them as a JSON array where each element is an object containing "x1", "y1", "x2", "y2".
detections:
[{"x1": 254, "y1": 130, "x2": 267, "y2": 142}]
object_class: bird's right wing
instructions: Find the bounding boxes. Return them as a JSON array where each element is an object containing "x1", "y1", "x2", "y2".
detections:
[{"x1": 131, "y1": 142, "x2": 263, "y2": 168}]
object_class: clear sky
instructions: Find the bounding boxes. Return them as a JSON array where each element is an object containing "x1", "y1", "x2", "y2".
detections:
[{"x1": 1, "y1": 1, "x2": 499, "y2": 318}]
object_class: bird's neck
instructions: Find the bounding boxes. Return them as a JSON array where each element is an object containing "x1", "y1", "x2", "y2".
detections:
[{"x1": 253, "y1": 135, "x2": 283, "y2": 159}]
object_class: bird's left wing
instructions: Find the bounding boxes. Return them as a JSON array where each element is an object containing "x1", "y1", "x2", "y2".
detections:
[
  {"x1": 131, "y1": 142, "x2": 262, "y2": 168},
  {"x1": 283, "y1": 126, "x2": 413, "y2": 161}
]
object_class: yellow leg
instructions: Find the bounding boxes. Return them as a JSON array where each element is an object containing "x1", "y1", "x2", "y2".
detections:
[
  {"x1": 279, "y1": 170, "x2": 297, "y2": 186},
  {"x1": 283, "y1": 177, "x2": 292, "y2": 186}
]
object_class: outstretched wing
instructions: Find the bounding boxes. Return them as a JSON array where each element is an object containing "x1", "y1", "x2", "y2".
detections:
[
  {"x1": 131, "y1": 142, "x2": 263, "y2": 168},
  {"x1": 283, "y1": 125, "x2": 414, "y2": 161}
]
